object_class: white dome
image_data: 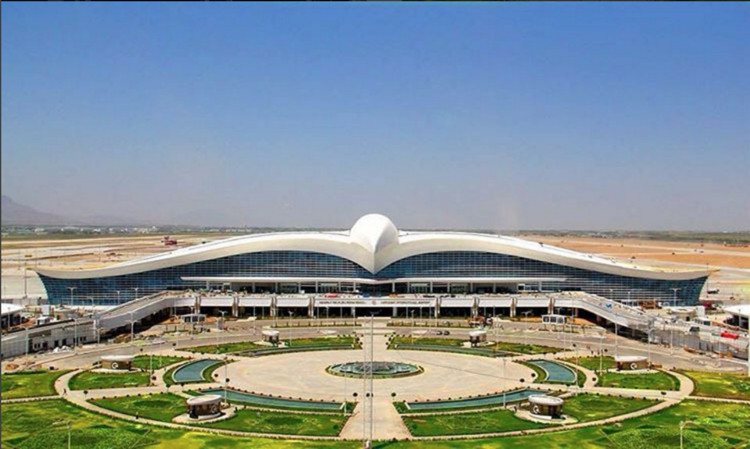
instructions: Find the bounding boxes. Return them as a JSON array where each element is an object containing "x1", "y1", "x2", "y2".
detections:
[{"x1": 349, "y1": 214, "x2": 400, "y2": 253}]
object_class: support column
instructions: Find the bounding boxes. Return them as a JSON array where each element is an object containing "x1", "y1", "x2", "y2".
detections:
[
  {"x1": 308, "y1": 298, "x2": 315, "y2": 318},
  {"x1": 548, "y1": 297, "x2": 555, "y2": 315},
  {"x1": 232, "y1": 294, "x2": 239, "y2": 317},
  {"x1": 510, "y1": 297, "x2": 517, "y2": 318},
  {"x1": 194, "y1": 294, "x2": 201, "y2": 315}
]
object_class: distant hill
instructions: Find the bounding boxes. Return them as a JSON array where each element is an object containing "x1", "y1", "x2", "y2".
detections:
[
  {"x1": 1, "y1": 196, "x2": 149, "y2": 226},
  {"x1": 1, "y1": 195, "x2": 71, "y2": 225}
]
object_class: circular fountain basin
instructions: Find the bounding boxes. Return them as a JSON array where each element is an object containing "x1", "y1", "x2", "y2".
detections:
[{"x1": 326, "y1": 361, "x2": 423, "y2": 379}]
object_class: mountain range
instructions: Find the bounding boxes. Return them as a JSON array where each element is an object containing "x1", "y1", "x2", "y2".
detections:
[{"x1": 1, "y1": 196, "x2": 147, "y2": 226}]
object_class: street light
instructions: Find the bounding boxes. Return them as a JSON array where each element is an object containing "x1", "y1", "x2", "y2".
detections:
[
  {"x1": 680, "y1": 420, "x2": 694, "y2": 449},
  {"x1": 130, "y1": 311, "x2": 135, "y2": 343},
  {"x1": 67, "y1": 287, "x2": 77, "y2": 307},
  {"x1": 116, "y1": 290, "x2": 121, "y2": 305},
  {"x1": 133, "y1": 287, "x2": 139, "y2": 301},
  {"x1": 670, "y1": 288, "x2": 681, "y2": 307}
]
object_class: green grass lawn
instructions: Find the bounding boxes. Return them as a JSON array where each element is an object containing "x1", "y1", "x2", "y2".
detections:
[
  {"x1": 187, "y1": 341, "x2": 267, "y2": 354},
  {"x1": 287, "y1": 336, "x2": 358, "y2": 348},
  {"x1": 1, "y1": 399, "x2": 359, "y2": 449},
  {"x1": 2, "y1": 398, "x2": 749, "y2": 448},
  {"x1": 598, "y1": 370, "x2": 680, "y2": 391},
  {"x1": 402, "y1": 408, "x2": 547, "y2": 436},
  {"x1": 389, "y1": 336, "x2": 464, "y2": 348},
  {"x1": 91, "y1": 393, "x2": 187, "y2": 422},
  {"x1": 198, "y1": 407, "x2": 349, "y2": 436},
  {"x1": 563, "y1": 394, "x2": 657, "y2": 422},
  {"x1": 131, "y1": 355, "x2": 187, "y2": 371},
  {"x1": 1, "y1": 370, "x2": 69, "y2": 399},
  {"x1": 489, "y1": 341, "x2": 564, "y2": 354},
  {"x1": 678, "y1": 370, "x2": 750, "y2": 400},
  {"x1": 563, "y1": 355, "x2": 617, "y2": 372},
  {"x1": 69, "y1": 370, "x2": 151, "y2": 391}
]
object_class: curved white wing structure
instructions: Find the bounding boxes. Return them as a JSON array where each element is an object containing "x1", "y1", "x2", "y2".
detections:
[{"x1": 36, "y1": 213, "x2": 711, "y2": 281}]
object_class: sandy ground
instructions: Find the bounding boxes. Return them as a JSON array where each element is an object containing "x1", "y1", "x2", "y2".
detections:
[{"x1": 2, "y1": 233, "x2": 748, "y2": 302}]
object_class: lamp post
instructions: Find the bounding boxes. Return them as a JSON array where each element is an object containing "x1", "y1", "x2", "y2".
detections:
[
  {"x1": 288, "y1": 311, "x2": 293, "y2": 347},
  {"x1": 410, "y1": 310, "x2": 415, "y2": 344},
  {"x1": 116, "y1": 290, "x2": 121, "y2": 305},
  {"x1": 130, "y1": 311, "x2": 135, "y2": 343},
  {"x1": 67, "y1": 287, "x2": 77, "y2": 307},
  {"x1": 133, "y1": 287, "x2": 139, "y2": 301},
  {"x1": 224, "y1": 354, "x2": 229, "y2": 404},
  {"x1": 680, "y1": 420, "x2": 694, "y2": 449},
  {"x1": 670, "y1": 288, "x2": 681, "y2": 307},
  {"x1": 73, "y1": 318, "x2": 78, "y2": 352}
]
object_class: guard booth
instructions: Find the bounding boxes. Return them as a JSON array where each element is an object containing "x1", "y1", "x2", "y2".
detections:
[
  {"x1": 262, "y1": 330, "x2": 280, "y2": 345},
  {"x1": 542, "y1": 314, "x2": 567, "y2": 325},
  {"x1": 528, "y1": 395, "x2": 564, "y2": 418},
  {"x1": 615, "y1": 355, "x2": 649, "y2": 371},
  {"x1": 100, "y1": 355, "x2": 134, "y2": 371},
  {"x1": 186, "y1": 394, "x2": 223, "y2": 419},
  {"x1": 468, "y1": 330, "x2": 487, "y2": 347}
]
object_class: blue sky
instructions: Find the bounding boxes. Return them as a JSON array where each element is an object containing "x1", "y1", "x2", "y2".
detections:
[{"x1": 2, "y1": 3, "x2": 748, "y2": 230}]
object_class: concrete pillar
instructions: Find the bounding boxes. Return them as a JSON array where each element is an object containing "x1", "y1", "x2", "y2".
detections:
[
  {"x1": 392, "y1": 306, "x2": 398, "y2": 317},
  {"x1": 308, "y1": 298, "x2": 315, "y2": 318},
  {"x1": 232, "y1": 294, "x2": 239, "y2": 317},
  {"x1": 194, "y1": 294, "x2": 201, "y2": 315},
  {"x1": 429, "y1": 282, "x2": 433, "y2": 294},
  {"x1": 548, "y1": 297, "x2": 555, "y2": 315},
  {"x1": 392, "y1": 282, "x2": 395, "y2": 293},
  {"x1": 510, "y1": 297, "x2": 517, "y2": 318}
]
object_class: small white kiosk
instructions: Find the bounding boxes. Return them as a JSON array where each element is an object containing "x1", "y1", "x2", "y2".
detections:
[
  {"x1": 100, "y1": 355, "x2": 134, "y2": 371},
  {"x1": 615, "y1": 355, "x2": 649, "y2": 371},
  {"x1": 262, "y1": 329, "x2": 280, "y2": 345},
  {"x1": 528, "y1": 395, "x2": 564, "y2": 419},
  {"x1": 186, "y1": 394, "x2": 223, "y2": 420},
  {"x1": 468, "y1": 330, "x2": 487, "y2": 347}
]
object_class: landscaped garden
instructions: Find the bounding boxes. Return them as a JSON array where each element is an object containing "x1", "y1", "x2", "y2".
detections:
[
  {"x1": 196, "y1": 407, "x2": 350, "y2": 436},
  {"x1": 187, "y1": 341, "x2": 267, "y2": 354},
  {"x1": 488, "y1": 341, "x2": 564, "y2": 354},
  {"x1": 1, "y1": 399, "x2": 360, "y2": 449},
  {"x1": 388, "y1": 336, "x2": 464, "y2": 348},
  {"x1": 1, "y1": 369, "x2": 70, "y2": 399},
  {"x1": 92, "y1": 393, "x2": 187, "y2": 422},
  {"x1": 678, "y1": 369, "x2": 750, "y2": 400},
  {"x1": 562, "y1": 356, "x2": 680, "y2": 391},
  {"x1": 562, "y1": 393, "x2": 657, "y2": 422},
  {"x1": 69, "y1": 370, "x2": 151, "y2": 390},
  {"x1": 2, "y1": 397, "x2": 748, "y2": 448},
  {"x1": 401, "y1": 408, "x2": 547, "y2": 436},
  {"x1": 187, "y1": 336, "x2": 359, "y2": 355},
  {"x1": 562, "y1": 355, "x2": 616, "y2": 372},
  {"x1": 597, "y1": 370, "x2": 680, "y2": 391},
  {"x1": 131, "y1": 355, "x2": 187, "y2": 371}
]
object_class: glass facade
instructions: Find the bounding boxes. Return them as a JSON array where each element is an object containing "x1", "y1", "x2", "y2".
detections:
[
  {"x1": 39, "y1": 250, "x2": 706, "y2": 306},
  {"x1": 39, "y1": 251, "x2": 371, "y2": 305},
  {"x1": 377, "y1": 252, "x2": 706, "y2": 304}
]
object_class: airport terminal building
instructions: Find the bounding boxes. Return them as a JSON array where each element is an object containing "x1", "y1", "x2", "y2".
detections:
[{"x1": 36, "y1": 214, "x2": 710, "y2": 307}]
